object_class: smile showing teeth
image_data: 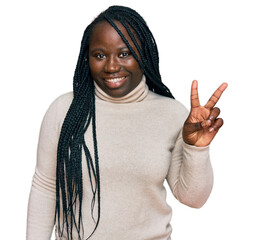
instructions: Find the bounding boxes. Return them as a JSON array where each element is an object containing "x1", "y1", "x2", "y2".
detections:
[{"x1": 105, "y1": 77, "x2": 125, "y2": 83}]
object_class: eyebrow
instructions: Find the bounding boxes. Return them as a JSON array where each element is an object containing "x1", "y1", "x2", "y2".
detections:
[
  {"x1": 119, "y1": 47, "x2": 129, "y2": 51},
  {"x1": 89, "y1": 48, "x2": 104, "y2": 54},
  {"x1": 89, "y1": 46, "x2": 129, "y2": 54}
]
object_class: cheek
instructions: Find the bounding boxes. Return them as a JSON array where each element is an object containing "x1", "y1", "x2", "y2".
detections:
[
  {"x1": 130, "y1": 61, "x2": 143, "y2": 78},
  {"x1": 125, "y1": 58, "x2": 142, "y2": 72},
  {"x1": 89, "y1": 59, "x2": 103, "y2": 77}
]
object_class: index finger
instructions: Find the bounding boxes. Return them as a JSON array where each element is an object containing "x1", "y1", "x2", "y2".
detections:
[
  {"x1": 204, "y1": 82, "x2": 228, "y2": 109},
  {"x1": 190, "y1": 80, "x2": 200, "y2": 108}
]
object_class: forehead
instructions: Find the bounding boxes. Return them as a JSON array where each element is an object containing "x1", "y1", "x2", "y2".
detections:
[{"x1": 89, "y1": 20, "x2": 138, "y2": 49}]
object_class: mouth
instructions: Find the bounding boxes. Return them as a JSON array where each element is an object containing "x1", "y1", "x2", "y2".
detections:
[
  {"x1": 103, "y1": 76, "x2": 128, "y2": 89},
  {"x1": 104, "y1": 76, "x2": 126, "y2": 83}
]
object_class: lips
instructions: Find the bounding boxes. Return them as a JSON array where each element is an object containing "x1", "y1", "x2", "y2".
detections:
[
  {"x1": 104, "y1": 76, "x2": 126, "y2": 83},
  {"x1": 103, "y1": 76, "x2": 128, "y2": 89}
]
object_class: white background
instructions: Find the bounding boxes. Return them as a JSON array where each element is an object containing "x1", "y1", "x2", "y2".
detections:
[{"x1": 1, "y1": 0, "x2": 252, "y2": 239}]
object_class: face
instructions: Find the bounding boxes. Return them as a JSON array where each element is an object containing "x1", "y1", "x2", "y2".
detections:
[{"x1": 89, "y1": 21, "x2": 143, "y2": 98}]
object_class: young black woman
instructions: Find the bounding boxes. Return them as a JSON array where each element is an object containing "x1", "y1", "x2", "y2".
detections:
[{"x1": 27, "y1": 5, "x2": 227, "y2": 240}]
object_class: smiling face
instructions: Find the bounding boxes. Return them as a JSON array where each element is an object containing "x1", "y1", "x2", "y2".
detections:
[{"x1": 88, "y1": 21, "x2": 143, "y2": 98}]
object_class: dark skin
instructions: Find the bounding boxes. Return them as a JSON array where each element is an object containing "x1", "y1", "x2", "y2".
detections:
[
  {"x1": 183, "y1": 80, "x2": 228, "y2": 147},
  {"x1": 89, "y1": 21, "x2": 143, "y2": 98},
  {"x1": 88, "y1": 21, "x2": 228, "y2": 147}
]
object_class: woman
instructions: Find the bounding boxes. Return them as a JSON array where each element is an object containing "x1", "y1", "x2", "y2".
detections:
[{"x1": 27, "y1": 5, "x2": 227, "y2": 240}]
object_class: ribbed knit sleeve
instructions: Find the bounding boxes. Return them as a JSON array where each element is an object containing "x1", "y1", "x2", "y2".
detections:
[
  {"x1": 167, "y1": 131, "x2": 213, "y2": 208},
  {"x1": 26, "y1": 93, "x2": 72, "y2": 240}
]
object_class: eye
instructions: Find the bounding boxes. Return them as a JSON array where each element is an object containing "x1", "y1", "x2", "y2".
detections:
[
  {"x1": 95, "y1": 53, "x2": 106, "y2": 59},
  {"x1": 119, "y1": 52, "x2": 130, "y2": 58}
]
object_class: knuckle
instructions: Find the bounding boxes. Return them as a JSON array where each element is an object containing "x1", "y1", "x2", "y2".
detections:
[
  {"x1": 209, "y1": 107, "x2": 221, "y2": 120},
  {"x1": 214, "y1": 107, "x2": 220, "y2": 113},
  {"x1": 216, "y1": 118, "x2": 224, "y2": 127}
]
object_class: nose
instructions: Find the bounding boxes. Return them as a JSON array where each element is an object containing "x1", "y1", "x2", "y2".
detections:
[{"x1": 104, "y1": 56, "x2": 121, "y2": 73}]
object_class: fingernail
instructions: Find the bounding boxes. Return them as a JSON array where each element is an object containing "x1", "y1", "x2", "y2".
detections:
[
  {"x1": 209, "y1": 127, "x2": 214, "y2": 132},
  {"x1": 201, "y1": 120, "x2": 211, "y2": 128},
  {"x1": 209, "y1": 115, "x2": 214, "y2": 121}
]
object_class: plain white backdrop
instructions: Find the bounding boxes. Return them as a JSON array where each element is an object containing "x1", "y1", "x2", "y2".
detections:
[{"x1": 1, "y1": 0, "x2": 252, "y2": 239}]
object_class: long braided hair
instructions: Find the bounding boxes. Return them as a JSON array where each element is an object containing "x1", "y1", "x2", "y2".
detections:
[{"x1": 55, "y1": 5, "x2": 174, "y2": 240}]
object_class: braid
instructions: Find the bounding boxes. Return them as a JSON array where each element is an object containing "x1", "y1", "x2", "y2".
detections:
[
  {"x1": 55, "y1": 24, "x2": 100, "y2": 239},
  {"x1": 103, "y1": 5, "x2": 174, "y2": 98},
  {"x1": 55, "y1": 5, "x2": 174, "y2": 240}
]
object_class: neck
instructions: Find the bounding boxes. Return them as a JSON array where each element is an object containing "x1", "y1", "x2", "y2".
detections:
[{"x1": 94, "y1": 75, "x2": 149, "y2": 103}]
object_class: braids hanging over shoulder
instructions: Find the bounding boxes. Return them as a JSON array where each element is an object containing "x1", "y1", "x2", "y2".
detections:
[
  {"x1": 95, "y1": 5, "x2": 175, "y2": 98},
  {"x1": 55, "y1": 5, "x2": 174, "y2": 240}
]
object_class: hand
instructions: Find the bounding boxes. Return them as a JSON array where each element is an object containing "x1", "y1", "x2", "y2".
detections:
[{"x1": 183, "y1": 80, "x2": 228, "y2": 147}]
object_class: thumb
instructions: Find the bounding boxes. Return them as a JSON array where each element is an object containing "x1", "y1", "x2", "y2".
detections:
[
  {"x1": 184, "y1": 121, "x2": 203, "y2": 133},
  {"x1": 184, "y1": 119, "x2": 212, "y2": 132}
]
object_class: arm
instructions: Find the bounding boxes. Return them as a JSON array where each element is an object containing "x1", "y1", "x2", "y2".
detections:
[
  {"x1": 167, "y1": 80, "x2": 227, "y2": 208},
  {"x1": 167, "y1": 130, "x2": 213, "y2": 208},
  {"x1": 26, "y1": 170, "x2": 56, "y2": 239},
  {"x1": 26, "y1": 94, "x2": 70, "y2": 239}
]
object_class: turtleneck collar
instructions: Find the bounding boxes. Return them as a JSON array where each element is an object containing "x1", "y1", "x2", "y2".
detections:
[{"x1": 94, "y1": 75, "x2": 149, "y2": 103}]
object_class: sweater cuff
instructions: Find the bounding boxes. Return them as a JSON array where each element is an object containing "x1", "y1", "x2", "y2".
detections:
[
  {"x1": 182, "y1": 142, "x2": 210, "y2": 164},
  {"x1": 183, "y1": 141, "x2": 210, "y2": 151}
]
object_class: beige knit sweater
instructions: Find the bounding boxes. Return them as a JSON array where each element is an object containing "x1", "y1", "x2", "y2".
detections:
[{"x1": 27, "y1": 76, "x2": 213, "y2": 240}]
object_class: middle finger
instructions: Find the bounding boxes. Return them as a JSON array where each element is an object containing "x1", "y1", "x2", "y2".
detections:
[{"x1": 204, "y1": 83, "x2": 228, "y2": 109}]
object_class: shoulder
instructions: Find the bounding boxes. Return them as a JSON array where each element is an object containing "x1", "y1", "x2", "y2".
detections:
[
  {"x1": 144, "y1": 90, "x2": 189, "y2": 133},
  {"x1": 48, "y1": 91, "x2": 73, "y2": 111},
  {"x1": 147, "y1": 90, "x2": 189, "y2": 117},
  {"x1": 42, "y1": 92, "x2": 73, "y2": 126}
]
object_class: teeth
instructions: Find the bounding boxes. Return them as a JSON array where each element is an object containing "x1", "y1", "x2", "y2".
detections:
[{"x1": 105, "y1": 77, "x2": 125, "y2": 83}]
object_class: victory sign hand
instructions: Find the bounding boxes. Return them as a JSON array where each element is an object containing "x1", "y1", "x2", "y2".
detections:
[{"x1": 183, "y1": 80, "x2": 228, "y2": 147}]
